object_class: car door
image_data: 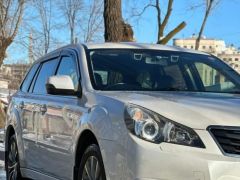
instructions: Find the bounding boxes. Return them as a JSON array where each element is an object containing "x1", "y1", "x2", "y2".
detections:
[
  {"x1": 36, "y1": 50, "x2": 83, "y2": 180},
  {"x1": 19, "y1": 62, "x2": 41, "y2": 170},
  {"x1": 27, "y1": 57, "x2": 59, "y2": 171}
]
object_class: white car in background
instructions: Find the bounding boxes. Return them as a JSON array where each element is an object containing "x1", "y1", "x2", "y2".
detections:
[{"x1": 4, "y1": 43, "x2": 240, "y2": 180}]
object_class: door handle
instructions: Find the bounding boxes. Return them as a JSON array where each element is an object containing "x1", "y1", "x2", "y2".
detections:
[
  {"x1": 19, "y1": 101, "x2": 24, "y2": 109},
  {"x1": 40, "y1": 104, "x2": 47, "y2": 114}
]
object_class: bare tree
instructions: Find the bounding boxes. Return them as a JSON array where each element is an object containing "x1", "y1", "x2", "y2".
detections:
[
  {"x1": 195, "y1": 0, "x2": 220, "y2": 50},
  {"x1": 0, "y1": 0, "x2": 25, "y2": 66},
  {"x1": 104, "y1": 0, "x2": 134, "y2": 42},
  {"x1": 59, "y1": 0, "x2": 83, "y2": 44},
  {"x1": 130, "y1": 0, "x2": 186, "y2": 44},
  {"x1": 33, "y1": 0, "x2": 53, "y2": 54},
  {"x1": 9, "y1": 0, "x2": 66, "y2": 61},
  {"x1": 155, "y1": 0, "x2": 186, "y2": 44},
  {"x1": 82, "y1": 0, "x2": 104, "y2": 42}
]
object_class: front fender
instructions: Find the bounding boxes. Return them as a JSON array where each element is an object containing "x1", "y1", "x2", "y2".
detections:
[
  {"x1": 75, "y1": 105, "x2": 113, "y2": 142},
  {"x1": 88, "y1": 105, "x2": 113, "y2": 140},
  {"x1": 72, "y1": 105, "x2": 113, "y2": 180}
]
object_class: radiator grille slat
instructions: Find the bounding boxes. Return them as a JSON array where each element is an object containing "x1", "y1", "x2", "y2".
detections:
[{"x1": 210, "y1": 128, "x2": 240, "y2": 155}]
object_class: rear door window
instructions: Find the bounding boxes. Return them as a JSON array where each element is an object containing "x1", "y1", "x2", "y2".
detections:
[
  {"x1": 33, "y1": 59, "x2": 58, "y2": 94},
  {"x1": 21, "y1": 63, "x2": 40, "y2": 92}
]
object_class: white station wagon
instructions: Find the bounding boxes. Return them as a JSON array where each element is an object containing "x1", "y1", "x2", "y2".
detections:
[{"x1": 5, "y1": 43, "x2": 240, "y2": 180}]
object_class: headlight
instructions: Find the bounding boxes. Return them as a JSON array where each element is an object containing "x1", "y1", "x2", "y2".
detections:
[{"x1": 125, "y1": 104, "x2": 205, "y2": 148}]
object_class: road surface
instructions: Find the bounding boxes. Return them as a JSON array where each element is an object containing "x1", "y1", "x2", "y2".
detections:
[
  {"x1": 0, "y1": 160, "x2": 5, "y2": 180},
  {"x1": 0, "y1": 142, "x2": 5, "y2": 179}
]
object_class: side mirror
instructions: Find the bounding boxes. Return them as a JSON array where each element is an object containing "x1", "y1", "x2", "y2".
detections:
[{"x1": 46, "y1": 75, "x2": 77, "y2": 96}]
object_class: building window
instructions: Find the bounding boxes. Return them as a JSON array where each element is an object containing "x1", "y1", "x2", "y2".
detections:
[
  {"x1": 191, "y1": 46, "x2": 194, "y2": 49},
  {"x1": 202, "y1": 46, "x2": 206, "y2": 49},
  {"x1": 229, "y1": 58, "x2": 232, "y2": 61},
  {"x1": 209, "y1": 46, "x2": 212, "y2": 49},
  {"x1": 184, "y1": 46, "x2": 187, "y2": 48},
  {"x1": 235, "y1": 58, "x2": 238, "y2": 61}
]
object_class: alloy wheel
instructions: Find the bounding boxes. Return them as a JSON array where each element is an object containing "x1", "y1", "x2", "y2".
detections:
[
  {"x1": 7, "y1": 136, "x2": 20, "y2": 180},
  {"x1": 82, "y1": 156, "x2": 102, "y2": 180}
]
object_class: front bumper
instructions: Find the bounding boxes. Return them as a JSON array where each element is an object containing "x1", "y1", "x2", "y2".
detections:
[{"x1": 100, "y1": 129, "x2": 240, "y2": 180}]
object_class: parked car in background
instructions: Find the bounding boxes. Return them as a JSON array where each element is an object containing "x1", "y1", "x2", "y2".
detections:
[{"x1": 4, "y1": 43, "x2": 240, "y2": 180}]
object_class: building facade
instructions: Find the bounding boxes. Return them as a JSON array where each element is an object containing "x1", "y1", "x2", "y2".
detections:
[
  {"x1": 173, "y1": 35, "x2": 240, "y2": 73},
  {"x1": 173, "y1": 36, "x2": 240, "y2": 89},
  {"x1": 0, "y1": 63, "x2": 30, "y2": 89},
  {"x1": 217, "y1": 46, "x2": 240, "y2": 72}
]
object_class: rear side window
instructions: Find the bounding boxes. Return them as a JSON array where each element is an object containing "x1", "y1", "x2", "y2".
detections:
[
  {"x1": 33, "y1": 59, "x2": 58, "y2": 94},
  {"x1": 21, "y1": 63, "x2": 39, "y2": 92}
]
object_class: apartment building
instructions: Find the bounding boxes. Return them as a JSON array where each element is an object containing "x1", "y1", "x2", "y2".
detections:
[
  {"x1": 173, "y1": 35, "x2": 240, "y2": 88},
  {"x1": 0, "y1": 63, "x2": 30, "y2": 89},
  {"x1": 173, "y1": 35, "x2": 240, "y2": 72}
]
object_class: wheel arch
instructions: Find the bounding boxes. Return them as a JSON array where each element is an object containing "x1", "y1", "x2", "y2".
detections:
[
  {"x1": 5, "y1": 125, "x2": 15, "y2": 151},
  {"x1": 5, "y1": 107, "x2": 25, "y2": 167},
  {"x1": 4, "y1": 124, "x2": 16, "y2": 172},
  {"x1": 74, "y1": 129, "x2": 99, "y2": 180}
]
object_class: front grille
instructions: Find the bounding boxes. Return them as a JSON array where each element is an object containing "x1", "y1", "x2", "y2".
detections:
[{"x1": 209, "y1": 127, "x2": 240, "y2": 156}]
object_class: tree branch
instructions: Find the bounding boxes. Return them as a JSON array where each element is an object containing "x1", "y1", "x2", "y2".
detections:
[
  {"x1": 158, "y1": 21, "x2": 186, "y2": 44},
  {"x1": 159, "y1": 0, "x2": 173, "y2": 38},
  {"x1": 155, "y1": 0, "x2": 161, "y2": 40},
  {"x1": 131, "y1": 3, "x2": 155, "y2": 17},
  {"x1": 195, "y1": 0, "x2": 215, "y2": 50}
]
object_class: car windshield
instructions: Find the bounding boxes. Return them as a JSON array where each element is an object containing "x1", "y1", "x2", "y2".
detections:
[{"x1": 87, "y1": 49, "x2": 240, "y2": 93}]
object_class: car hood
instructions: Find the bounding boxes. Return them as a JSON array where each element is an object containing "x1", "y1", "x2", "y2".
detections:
[{"x1": 99, "y1": 91, "x2": 240, "y2": 130}]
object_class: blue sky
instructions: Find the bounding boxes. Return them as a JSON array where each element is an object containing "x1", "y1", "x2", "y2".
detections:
[
  {"x1": 6, "y1": 0, "x2": 240, "y2": 64},
  {"x1": 125, "y1": 0, "x2": 240, "y2": 46}
]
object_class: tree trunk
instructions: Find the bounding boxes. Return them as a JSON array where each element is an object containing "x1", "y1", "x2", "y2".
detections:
[
  {"x1": 104, "y1": 0, "x2": 123, "y2": 42},
  {"x1": 0, "y1": 38, "x2": 13, "y2": 67},
  {"x1": 70, "y1": 26, "x2": 74, "y2": 44},
  {"x1": 0, "y1": 0, "x2": 24, "y2": 65},
  {"x1": 0, "y1": 48, "x2": 7, "y2": 67}
]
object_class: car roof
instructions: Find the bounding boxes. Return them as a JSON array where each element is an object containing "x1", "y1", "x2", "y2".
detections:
[
  {"x1": 84, "y1": 42, "x2": 209, "y2": 55},
  {"x1": 33, "y1": 42, "x2": 209, "y2": 65}
]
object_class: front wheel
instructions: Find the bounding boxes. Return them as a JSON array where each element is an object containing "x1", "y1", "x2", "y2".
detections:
[
  {"x1": 6, "y1": 135, "x2": 22, "y2": 180},
  {"x1": 78, "y1": 144, "x2": 106, "y2": 180}
]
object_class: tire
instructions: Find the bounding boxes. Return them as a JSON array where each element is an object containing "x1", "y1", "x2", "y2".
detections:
[
  {"x1": 78, "y1": 144, "x2": 106, "y2": 180},
  {"x1": 5, "y1": 135, "x2": 22, "y2": 180}
]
